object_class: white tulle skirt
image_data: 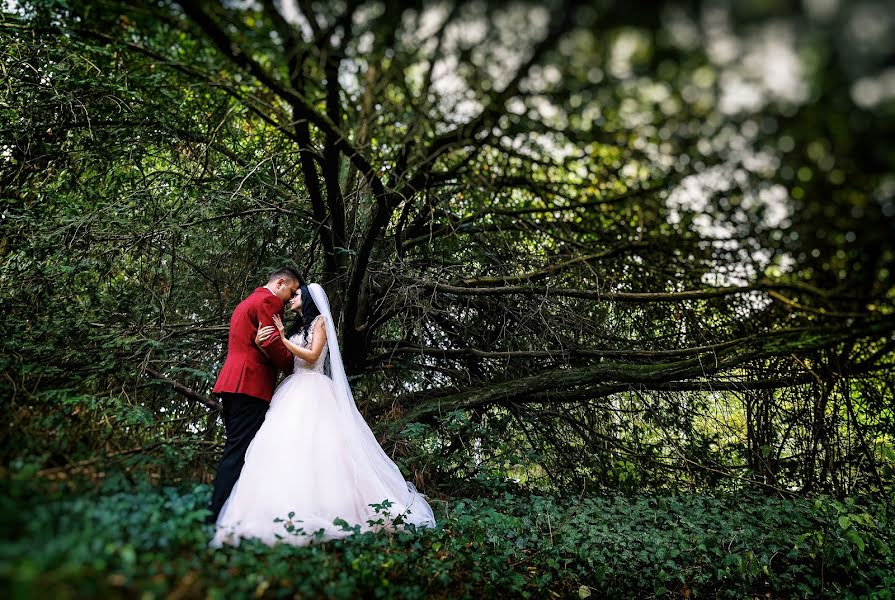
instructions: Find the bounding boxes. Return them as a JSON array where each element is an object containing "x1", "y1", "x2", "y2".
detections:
[{"x1": 210, "y1": 371, "x2": 436, "y2": 547}]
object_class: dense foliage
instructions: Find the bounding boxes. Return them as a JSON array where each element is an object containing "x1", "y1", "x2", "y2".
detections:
[{"x1": 3, "y1": 0, "x2": 894, "y2": 492}]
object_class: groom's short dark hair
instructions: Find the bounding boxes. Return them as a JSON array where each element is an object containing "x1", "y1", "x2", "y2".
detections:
[{"x1": 269, "y1": 267, "x2": 305, "y2": 287}]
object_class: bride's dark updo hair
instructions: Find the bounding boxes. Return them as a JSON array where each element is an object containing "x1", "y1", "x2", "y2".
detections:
[{"x1": 287, "y1": 284, "x2": 321, "y2": 343}]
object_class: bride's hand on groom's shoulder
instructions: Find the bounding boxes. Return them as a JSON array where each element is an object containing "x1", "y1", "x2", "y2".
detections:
[{"x1": 256, "y1": 323, "x2": 277, "y2": 346}]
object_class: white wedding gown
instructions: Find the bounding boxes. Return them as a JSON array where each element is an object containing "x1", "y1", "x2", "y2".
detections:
[{"x1": 211, "y1": 309, "x2": 437, "y2": 547}]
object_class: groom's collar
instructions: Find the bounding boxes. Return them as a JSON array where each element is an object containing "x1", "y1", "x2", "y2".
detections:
[{"x1": 261, "y1": 285, "x2": 276, "y2": 296}]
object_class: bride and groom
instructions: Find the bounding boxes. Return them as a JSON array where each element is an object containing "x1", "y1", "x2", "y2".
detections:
[{"x1": 206, "y1": 267, "x2": 436, "y2": 546}]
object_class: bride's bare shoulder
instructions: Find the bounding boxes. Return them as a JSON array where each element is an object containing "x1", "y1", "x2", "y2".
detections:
[{"x1": 312, "y1": 314, "x2": 327, "y2": 341}]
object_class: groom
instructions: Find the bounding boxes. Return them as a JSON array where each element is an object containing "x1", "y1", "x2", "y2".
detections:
[{"x1": 206, "y1": 267, "x2": 305, "y2": 524}]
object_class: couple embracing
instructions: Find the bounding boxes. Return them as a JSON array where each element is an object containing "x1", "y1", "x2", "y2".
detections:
[{"x1": 206, "y1": 267, "x2": 436, "y2": 546}]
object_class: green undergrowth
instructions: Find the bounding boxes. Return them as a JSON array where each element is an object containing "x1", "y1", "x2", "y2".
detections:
[{"x1": 1, "y1": 473, "x2": 893, "y2": 599}]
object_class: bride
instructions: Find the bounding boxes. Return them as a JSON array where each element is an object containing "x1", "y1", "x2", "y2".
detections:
[{"x1": 210, "y1": 282, "x2": 437, "y2": 547}]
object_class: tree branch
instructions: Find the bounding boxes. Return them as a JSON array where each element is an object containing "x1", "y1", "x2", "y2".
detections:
[
  {"x1": 173, "y1": 0, "x2": 385, "y2": 200},
  {"x1": 399, "y1": 316, "x2": 895, "y2": 422},
  {"x1": 408, "y1": 278, "x2": 860, "y2": 304},
  {"x1": 144, "y1": 367, "x2": 221, "y2": 411}
]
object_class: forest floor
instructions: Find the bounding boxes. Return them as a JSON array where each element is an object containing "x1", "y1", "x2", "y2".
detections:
[{"x1": 2, "y1": 474, "x2": 893, "y2": 598}]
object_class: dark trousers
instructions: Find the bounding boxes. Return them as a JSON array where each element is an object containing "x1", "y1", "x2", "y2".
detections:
[{"x1": 206, "y1": 392, "x2": 269, "y2": 524}]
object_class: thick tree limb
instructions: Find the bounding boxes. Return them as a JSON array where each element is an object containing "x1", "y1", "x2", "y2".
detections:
[{"x1": 399, "y1": 316, "x2": 895, "y2": 422}]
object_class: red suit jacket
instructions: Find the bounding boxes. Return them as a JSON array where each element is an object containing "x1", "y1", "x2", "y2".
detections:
[{"x1": 213, "y1": 287, "x2": 294, "y2": 402}]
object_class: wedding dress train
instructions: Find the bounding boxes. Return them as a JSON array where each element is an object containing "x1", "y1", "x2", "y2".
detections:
[{"x1": 211, "y1": 285, "x2": 436, "y2": 547}]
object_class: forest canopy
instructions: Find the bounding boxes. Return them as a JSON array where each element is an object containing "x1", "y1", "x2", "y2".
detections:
[{"x1": 2, "y1": 0, "x2": 894, "y2": 500}]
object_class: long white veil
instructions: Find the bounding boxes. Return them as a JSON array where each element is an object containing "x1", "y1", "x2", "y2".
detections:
[{"x1": 307, "y1": 283, "x2": 437, "y2": 529}]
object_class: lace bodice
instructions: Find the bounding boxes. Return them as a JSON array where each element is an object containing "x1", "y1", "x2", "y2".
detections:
[{"x1": 289, "y1": 314, "x2": 328, "y2": 375}]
